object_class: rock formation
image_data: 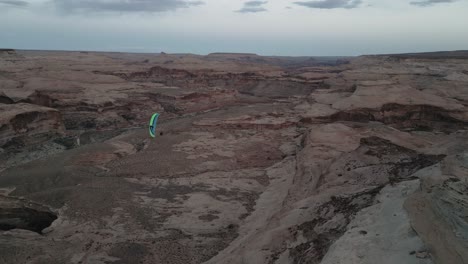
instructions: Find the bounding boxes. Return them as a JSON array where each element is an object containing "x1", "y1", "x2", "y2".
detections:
[{"x1": 0, "y1": 50, "x2": 467, "y2": 264}]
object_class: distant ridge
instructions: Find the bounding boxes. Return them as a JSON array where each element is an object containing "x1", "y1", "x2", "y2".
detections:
[
  {"x1": 0, "y1": 49, "x2": 16, "y2": 55},
  {"x1": 208, "y1": 52, "x2": 259, "y2": 56},
  {"x1": 376, "y1": 50, "x2": 468, "y2": 59}
]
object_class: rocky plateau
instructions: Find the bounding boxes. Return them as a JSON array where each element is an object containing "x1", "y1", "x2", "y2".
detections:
[{"x1": 0, "y1": 49, "x2": 467, "y2": 264}]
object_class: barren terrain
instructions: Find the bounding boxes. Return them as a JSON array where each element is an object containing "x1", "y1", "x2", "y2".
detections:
[{"x1": 0, "y1": 49, "x2": 467, "y2": 264}]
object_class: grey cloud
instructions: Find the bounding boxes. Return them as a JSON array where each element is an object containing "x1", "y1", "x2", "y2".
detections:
[
  {"x1": 0, "y1": 0, "x2": 29, "y2": 6},
  {"x1": 236, "y1": 7, "x2": 267, "y2": 12},
  {"x1": 236, "y1": 0, "x2": 267, "y2": 13},
  {"x1": 52, "y1": 0, "x2": 204, "y2": 13},
  {"x1": 294, "y1": 0, "x2": 362, "y2": 9},
  {"x1": 410, "y1": 0, "x2": 457, "y2": 7},
  {"x1": 244, "y1": 1, "x2": 267, "y2": 7}
]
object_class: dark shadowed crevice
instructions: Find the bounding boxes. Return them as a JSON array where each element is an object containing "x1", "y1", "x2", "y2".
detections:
[
  {"x1": 0, "y1": 93, "x2": 14, "y2": 104},
  {"x1": 0, "y1": 207, "x2": 57, "y2": 234}
]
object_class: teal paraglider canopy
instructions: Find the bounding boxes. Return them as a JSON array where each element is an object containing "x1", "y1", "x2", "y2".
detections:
[{"x1": 149, "y1": 113, "x2": 160, "y2": 137}]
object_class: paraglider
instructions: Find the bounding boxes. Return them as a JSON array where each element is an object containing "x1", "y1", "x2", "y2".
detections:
[{"x1": 149, "y1": 113, "x2": 160, "y2": 138}]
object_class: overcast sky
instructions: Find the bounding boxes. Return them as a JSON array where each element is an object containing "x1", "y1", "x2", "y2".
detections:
[{"x1": 1, "y1": 0, "x2": 467, "y2": 56}]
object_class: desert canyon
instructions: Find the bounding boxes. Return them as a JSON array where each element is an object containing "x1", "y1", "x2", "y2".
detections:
[{"x1": 0, "y1": 49, "x2": 467, "y2": 264}]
